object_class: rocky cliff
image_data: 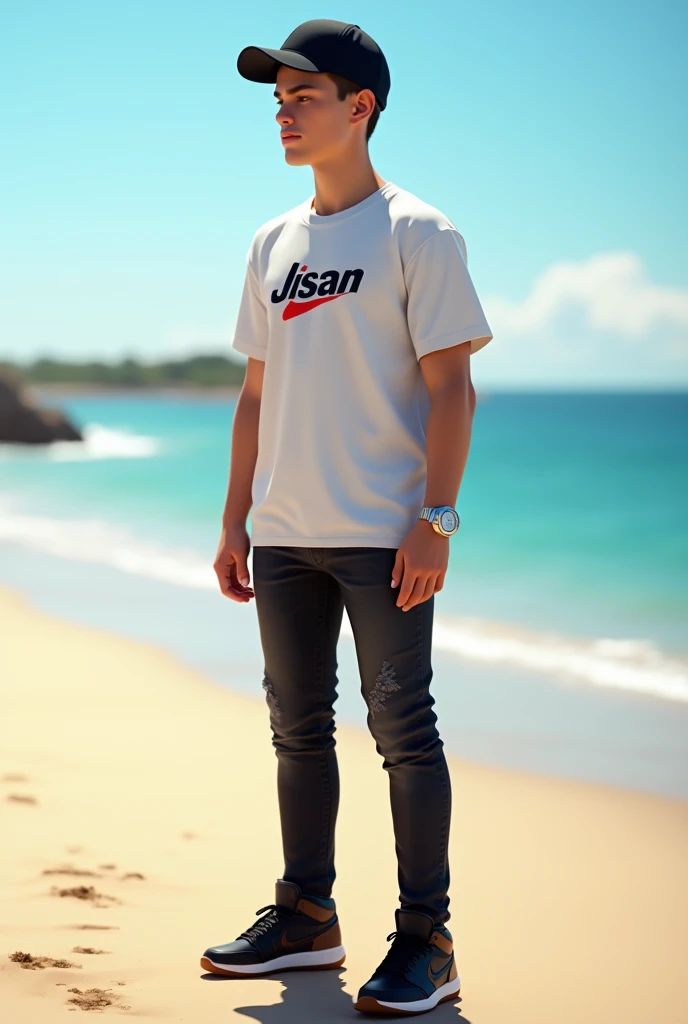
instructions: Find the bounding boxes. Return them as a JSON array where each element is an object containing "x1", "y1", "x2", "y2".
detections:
[{"x1": 0, "y1": 372, "x2": 82, "y2": 444}]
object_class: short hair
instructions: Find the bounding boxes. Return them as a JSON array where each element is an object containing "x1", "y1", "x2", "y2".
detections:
[{"x1": 326, "y1": 72, "x2": 381, "y2": 141}]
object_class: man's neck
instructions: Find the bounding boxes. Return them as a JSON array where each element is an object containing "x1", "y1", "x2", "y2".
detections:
[{"x1": 310, "y1": 155, "x2": 386, "y2": 217}]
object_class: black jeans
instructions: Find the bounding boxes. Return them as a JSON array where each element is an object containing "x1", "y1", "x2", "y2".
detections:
[{"x1": 251, "y1": 545, "x2": 452, "y2": 927}]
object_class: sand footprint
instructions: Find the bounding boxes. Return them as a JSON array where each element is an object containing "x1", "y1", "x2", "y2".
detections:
[
  {"x1": 2, "y1": 773, "x2": 38, "y2": 803},
  {"x1": 8, "y1": 951, "x2": 82, "y2": 970},
  {"x1": 68, "y1": 924, "x2": 119, "y2": 931},
  {"x1": 12, "y1": 959, "x2": 133, "y2": 1012},
  {"x1": 66, "y1": 987, "x2": 130, "y2": 1012},
  {"x1": 50, "y1": 885, "x2": 121, "y2": 908},
  {"x1": 43, "y1": 862, "x2": 146, "y2": 881},
  {"x1": 43, "y1": 864, "x2": 102, "y2": 878}
]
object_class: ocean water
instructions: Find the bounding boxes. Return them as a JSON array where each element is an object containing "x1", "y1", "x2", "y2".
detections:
[{"x1": 1, "y1": 390, "x2": 687, "y2": 797}]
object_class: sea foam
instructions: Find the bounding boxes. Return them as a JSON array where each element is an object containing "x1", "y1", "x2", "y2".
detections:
[{"x1": 0, "y1": 424, "x2": 160, "y2": 462}]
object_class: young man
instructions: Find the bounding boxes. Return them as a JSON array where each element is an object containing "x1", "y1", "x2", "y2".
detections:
[{"x1": 202, "y1": 19, "x2": 493, "y2": 1016}]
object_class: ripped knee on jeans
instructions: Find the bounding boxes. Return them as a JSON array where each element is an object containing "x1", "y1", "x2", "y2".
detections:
[
  {"x1": 262, "y1": 673, "x2": 282, "y2": 718},
  {"x1": 367, "y1": 660, "x2": 401, "y2": 716}
]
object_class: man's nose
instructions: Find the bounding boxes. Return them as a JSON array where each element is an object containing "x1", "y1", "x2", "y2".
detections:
[{"x1": 276, "y1": 106, "x2": 294, "y2": 125}]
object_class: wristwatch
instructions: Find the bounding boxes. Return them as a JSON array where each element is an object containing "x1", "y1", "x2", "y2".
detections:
[{"x1": 419, "y1": 506, "x2": 460, "y2": 537}]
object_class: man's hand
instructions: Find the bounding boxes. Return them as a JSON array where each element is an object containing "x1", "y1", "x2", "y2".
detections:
[
  {"x1": 213, "y1": 523, "x2": 255, "y2": 602},
  {"x1": 391, "y1": 520, "x2": 449, "y2": 612}
]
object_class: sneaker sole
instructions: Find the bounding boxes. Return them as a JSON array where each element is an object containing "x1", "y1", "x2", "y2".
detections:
[
  {"x1": 200, "y1": 944, "x2": 346, "y2": 977},
  {"x1": 354, "y1": 976, "x2": 461, "y2": 1015}
]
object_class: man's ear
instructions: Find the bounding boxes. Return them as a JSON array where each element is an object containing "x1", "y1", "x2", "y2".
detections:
[{"x1": 351, "y1": 88, "x2": 376, "y2": 126}]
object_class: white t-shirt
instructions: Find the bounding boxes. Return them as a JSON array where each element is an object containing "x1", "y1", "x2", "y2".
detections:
[{"x1": 231, "y1": 180, "x2": 493, "y2": 548}]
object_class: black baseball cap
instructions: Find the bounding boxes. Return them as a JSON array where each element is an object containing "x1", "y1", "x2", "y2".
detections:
[{"x1": 237, "y1": 19, "x2": 390, "y2": 111}]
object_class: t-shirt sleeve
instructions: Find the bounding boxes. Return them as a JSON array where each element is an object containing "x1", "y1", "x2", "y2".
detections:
[
  {"x1": 404, "y1": 228, "x2": 493, "y2": 359},
  {"x1": 231, "y1": 254, "x2": 269, "y2": 361}
]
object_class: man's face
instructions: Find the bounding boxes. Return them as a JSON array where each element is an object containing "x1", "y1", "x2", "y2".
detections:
[{"x1": 274, "y1": 64, "x2": 365, "y2": 166}]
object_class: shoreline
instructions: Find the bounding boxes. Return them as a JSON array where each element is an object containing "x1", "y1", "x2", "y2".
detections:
[
  {"x1": 1, "y1": 542, "x2": 687, "y2": 802},
  {"x1": 1, "y1": 582, "x2": 686, "y2": 1022}
]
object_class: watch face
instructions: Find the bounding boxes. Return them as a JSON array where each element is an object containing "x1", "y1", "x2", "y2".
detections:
[{"x1": 440, "y1": 509, "x2": 458, "y2": 533}]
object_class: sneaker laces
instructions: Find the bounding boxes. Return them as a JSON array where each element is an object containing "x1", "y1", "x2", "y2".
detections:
[
  {"x1": 374, "y1": 930, "x2": 428, "y2": 976},
  {"x1": 237, "y1": 903, "x2": 292, "y2": 943}
]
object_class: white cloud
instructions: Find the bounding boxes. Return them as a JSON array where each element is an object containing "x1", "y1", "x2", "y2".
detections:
[{"x1": 477, "y1": 251, "x2": 688, "y2": 386}]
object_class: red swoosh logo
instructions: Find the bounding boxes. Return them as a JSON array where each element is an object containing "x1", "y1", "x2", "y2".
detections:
[{"x1": 282, "y1": 294, "x2": 347, "y2": 321}]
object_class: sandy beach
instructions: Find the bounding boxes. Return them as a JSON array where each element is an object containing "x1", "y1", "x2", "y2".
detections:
[{"x1": 1, "y1": 583, "x2": 686, "y2": 1023}]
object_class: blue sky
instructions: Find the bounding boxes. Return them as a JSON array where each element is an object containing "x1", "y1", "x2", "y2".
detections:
[{"x1": 2, "y1": 0, "x2": 686, "y2": 387}]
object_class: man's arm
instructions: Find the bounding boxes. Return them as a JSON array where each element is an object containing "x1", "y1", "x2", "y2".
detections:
[
  {"x1": 394, "y1": 224, "x2": 491, "y2": 610},
  {"x1": 390, "y1": 339, "x2": 476, "y2": 611},
  {"x1": 418, "y1": 338, "x2": 476, "y2": 513},
  {"x1": 222, "y1": 356, "x2": 264, "y2": 529},
  {"x1": 213, "y1": 356, "x2": 264, "y2": 602}
]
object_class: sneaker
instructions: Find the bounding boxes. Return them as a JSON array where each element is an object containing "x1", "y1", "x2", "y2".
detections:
[
  {"x1": 200, "y1": 878, "x2": 346, "y2": 977},
  {"x1": 354, "y1": 909, "x2": 460, "y2": 1015}
]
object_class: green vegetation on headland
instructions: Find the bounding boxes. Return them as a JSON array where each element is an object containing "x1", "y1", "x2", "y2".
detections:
[{"x1": 0, "y1": 354, "x2": 246, "y2": 389}]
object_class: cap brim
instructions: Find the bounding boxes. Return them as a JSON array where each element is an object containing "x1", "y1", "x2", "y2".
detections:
[{"x1": 237, "y1": 46, "x2": 321, "y2": 84}]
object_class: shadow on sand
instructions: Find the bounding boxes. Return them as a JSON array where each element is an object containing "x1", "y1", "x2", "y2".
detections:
[{"x1": 200, "y1": 965, "x2": 470, "y2": 1022}]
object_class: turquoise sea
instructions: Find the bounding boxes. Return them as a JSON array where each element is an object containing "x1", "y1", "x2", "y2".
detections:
[{"x1": 1, "y1": 390, "x2": 687, "y2": 798}]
